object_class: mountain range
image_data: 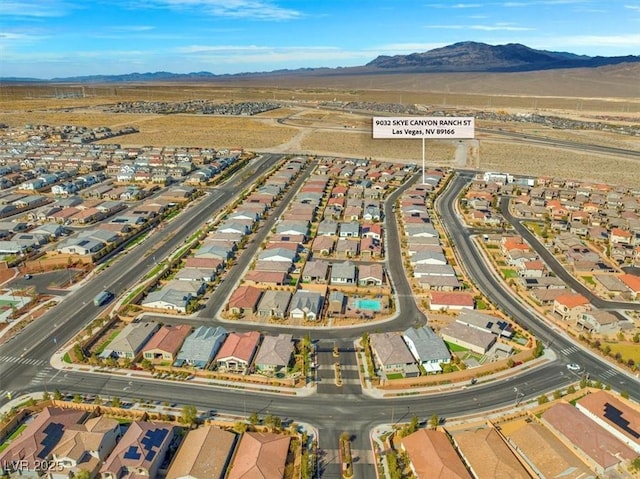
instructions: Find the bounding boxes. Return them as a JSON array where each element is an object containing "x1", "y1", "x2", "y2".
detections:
[{"x1": 3, "y1": 41, "x2": 640, "y2": 83}]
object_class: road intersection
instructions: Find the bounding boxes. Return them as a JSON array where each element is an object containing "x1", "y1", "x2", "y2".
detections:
[{"x1": 1, "y1": 160, "x2": 638, "y2": 478}]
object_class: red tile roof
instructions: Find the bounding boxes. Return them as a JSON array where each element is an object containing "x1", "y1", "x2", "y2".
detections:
[
  {"x1": 216, "y1": 331, "x2": 260, "y2": 362},
  {"x1": 401, "y1": 429, "x2": 472, "y2": 479},
  {"x1": 228, "y1": 285, "x2": 264, "y2": 309},
  {"x1": 227, "y1": 432, "x2": 290, "y2": 479}
]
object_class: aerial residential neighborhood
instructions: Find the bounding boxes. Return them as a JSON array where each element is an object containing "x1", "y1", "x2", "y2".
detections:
[{"x1": 2, "y1": 8, "x2": 640, "y2": 475}]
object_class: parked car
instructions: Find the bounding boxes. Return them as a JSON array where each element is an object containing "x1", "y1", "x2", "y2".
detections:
[{"x1": 24, "y1": 274, "x2": 32, "y2": 280}]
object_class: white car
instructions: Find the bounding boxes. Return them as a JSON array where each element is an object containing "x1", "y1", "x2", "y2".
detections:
[{"x1": 566, "y1": 363, "x2": 581, "y2": 371}]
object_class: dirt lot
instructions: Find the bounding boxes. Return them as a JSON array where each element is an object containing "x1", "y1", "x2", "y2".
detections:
[{"x1": 2, "y1": 83, "x2": 639, "y2": 186}]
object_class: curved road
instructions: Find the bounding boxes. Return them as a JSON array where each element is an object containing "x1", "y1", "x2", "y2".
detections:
[
  {"x1": 499, "y1": 196, "x2": 640, "y2": 311},
  {"x1": 1, "y1": 165, "x2": 639, "y2": 477}
]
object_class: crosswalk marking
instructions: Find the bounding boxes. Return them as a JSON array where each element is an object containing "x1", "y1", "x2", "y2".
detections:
[
  {"x1": 600, "y1": 369, "x2": 618, "y2": 379},
  {"x1": 560, "y1": 346, "x2": 580, "y2": 355},
  {"x1": 0, "y1": 355, "x2": 47, "y2": 367}
]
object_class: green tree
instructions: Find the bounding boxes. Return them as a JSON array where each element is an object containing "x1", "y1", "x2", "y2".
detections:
[
  {"x1": 181, "y1": 405, "x2": 198, "y2": 427},
  {"x1": 621, "y1": 390, "x2": 630, "y2": 399},
  {"x1": 42, "y1": 391, "x2": 51, "y2": 401},
  {"x1": 73, "y1": 343, "x2": 85, "y2": 362},
  {"x1": 248, "y1": 412, "x2": 259, "y2": 425},
  {"x1": 566, "y1": 385, "x2": 576, "y2": 395},
  {"x1": 429, "y1": 414, "x2": 439, "y2": 430},
  {"x1": 111, "y1": 397, "x2": 121, "y2": 408},
  {"x1": 140, "y1": 358, "x2": 153, "y2": 371},
  {"x1": 537, "y1": 394, "x2": 549, "y2": 405},
  {"x1": 553, "y1": 390, "x2": 562, "y2": 400},
  {"x1": 74, "y1": 470, "x2": 91, "y2": 479},
  {"x1": 53, "y1": 389, "x2": 62, "y2": 400},
  {"x1": 233, "y1": 421, "x2": 248, "y2": 433},
  {"x1": 264, "y1": 414, "x2": 282, "y2": 431},
  {"x1": 72, "y1": 393, "x2": 83, "y2": 403},
  {"x1": 533, "y1": 340, "x2": 544, "y2": 358}
]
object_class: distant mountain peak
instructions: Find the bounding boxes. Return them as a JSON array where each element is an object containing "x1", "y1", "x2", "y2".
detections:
[
  {"x1": 2, "y1": 41, "x2": 639, "y2": 83},
  {"x1": 365, "y1": 41, "x2": 638, "y2": 73}
]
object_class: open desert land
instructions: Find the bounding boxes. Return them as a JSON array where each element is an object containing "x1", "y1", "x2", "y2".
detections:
[{"x1": 1, "y1": 71, "x2": 639, "y2": 186}]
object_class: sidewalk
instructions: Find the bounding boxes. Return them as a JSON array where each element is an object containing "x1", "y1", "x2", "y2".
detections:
[
  {"x1": 48, "y1": 347, "x2": 317, "y2": 398},
  {"x1": 358, "y1": 348, "x2": 557, "y2": 399}
]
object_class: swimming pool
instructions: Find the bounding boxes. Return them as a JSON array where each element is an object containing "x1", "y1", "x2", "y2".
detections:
[{"x1": 354, "y1": 298, "x2": 382, "y2": 312}]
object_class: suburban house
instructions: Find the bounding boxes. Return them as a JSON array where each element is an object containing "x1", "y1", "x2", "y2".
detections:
[
  {"x1": 402, "y1": 326, "x2": 451, "y2": 373},
  {"x1": 330, "y1": 261, "x2": 357, "y2": 285},
  {"x1": 576, "y1": 391, "x2": 640, "y2": 454},
  {"x1": 401, "y1": 429, "x2": 472, "y2": 479},
  {"x1": 49, "y1": 416, "x2": 120, "y2": 479},
  {"x1": 440, "y1": 322, "x2": 496, "y2": 354},
  {"x1": 577, "y1": 310, "x2": 620, "y2": 334},
  {"x1": 553, "y1": 293, "x2": 590, "y2": 321},
  {"x1": 288, "y1": 290, "x2": 323, "y2": 321},
  {"x1": 429, "y1": 292, "x2": 475, "y2": 311},
  {"x1": 101, "y1": 321, "x2": 159, "y2": 360},
  {"x1": 619, "y1": 273, "x2": 640, "y2": 299},
  {"x1": 452, "y1": 427, "x2": 532, "y2": 479},
  {"x1": 338, "y1": 221, "x2": 360, "y2": 238},
  {"x1": 227, "y1": 432, "x2": 290, "y2": 479},
  {"x1": 358, "y1": 263, "x2": 384, "y2": 286},
  {"x1": 174, "y1": 325, "x2": 228, "y2": 369},
  {"x1": 254, "y1": 333, "x2": 295, "y2": 374},
  {"x1": 166, "y1": 426, "x2": 237, "y2": 479},
  {"x1": 227, "y1": 285, "x2": 264, "y2": 316},
  {"x1": 215, "y1": 331, "x2": 261, "y2": 374},
  {"x1": 369, "y1": 332, "x2": 419, "y2": 378},
  {"x1": 258, "y1": 247, "x2": 297, "y2": 263},
  {"x1": 257, "y1": 290, "x2": 292, "y2": 319},
  {"x1": 410, "y1": 251, "x2": 447, "y2": 266},
  {"x1": 100, "y1": 421, "x2": 176, "y2": 479},
  {"x1": 542, "y1": 403, "x2": 636, "y2": 475},
  {"x1": 335, "y1": 238, "x2": 360, "y2": 258},
  {"x1": 456, "y1": 309, "x2": 514, "y2": 338},
  {"x1": 141, "y1": 286, "x2": 195, "y2": 314},
  {"x1": 317, "y1": 219, "x2": 339, "y2": 236},
  {"x1": 0, "y1": 408, "x2": 86, "y2": 476},
  {"x1": 302, "y1": 259, "x2": 330, "y2": 283},
  {"x1": 142, "y1": 324, "x2": 192, "y2": 363},
  {"x1": 175, "y1": 267, "x2": 215, "y2": 282},
  {"x1": 311, "y1": 236, "x2": 335, "y2": 255}
]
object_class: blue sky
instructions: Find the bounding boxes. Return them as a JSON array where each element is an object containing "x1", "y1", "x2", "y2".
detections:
[{"x1": 2, "y1": 0, "x2": 639, "y2": 79}]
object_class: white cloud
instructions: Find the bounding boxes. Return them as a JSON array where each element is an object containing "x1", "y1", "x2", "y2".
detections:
[
  {"x1": 1, "y1": 0, "x2": 75, "y2": 17},
  {"x1": 142, "y1": 0, "x2": 303, "y2": 20},
  {"x1": 624, "y1": 4, "x2": 640, "y2": 12}
]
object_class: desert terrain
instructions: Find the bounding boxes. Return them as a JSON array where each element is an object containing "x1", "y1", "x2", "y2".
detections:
[{"x1": 1, "y1": 66, "x2": 639, "y2": 186}]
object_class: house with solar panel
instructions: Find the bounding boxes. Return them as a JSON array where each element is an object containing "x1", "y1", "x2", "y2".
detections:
[
  {"x1": 0, "y1": 408, "x2": 86, "y2": 476},
  {"x1": 100, "y1": 421, "x2": 176, "y2": 479},
  {"x1": 173, "y1": 326, "x2": 228, "y2": 369}
]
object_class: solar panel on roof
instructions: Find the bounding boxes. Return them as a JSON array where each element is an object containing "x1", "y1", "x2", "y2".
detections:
[
  {"x1": 140, "y1": 428, "x2": 169, "y2": 461},
  {"x1": 604, "y1": 403, "x2": 639, "y2": 439},
  {"x1": 124, "y1": 445, "x2": 141, "y2": 460}
]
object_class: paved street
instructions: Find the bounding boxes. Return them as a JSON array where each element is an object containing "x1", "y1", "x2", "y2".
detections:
[{"x1": 1, "y1": 164, "x2": 639, "y2": 478}]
